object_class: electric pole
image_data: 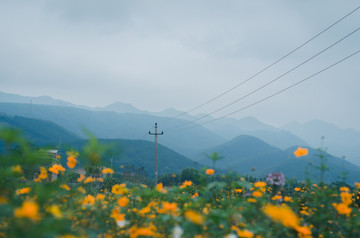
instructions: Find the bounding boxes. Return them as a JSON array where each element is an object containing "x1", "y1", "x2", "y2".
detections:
[{"x1": 149, "y1": 122, "x2": 163, "y2": 186}]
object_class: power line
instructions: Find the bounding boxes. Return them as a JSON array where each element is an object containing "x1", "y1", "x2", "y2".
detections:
[
  {"x1": 174, "y1": 48, "x2": 360, "y2": 131},
  {"x1": 164, "y1": 5, "x2": 360, "y2": 122},
  {"x1": 165, "y1": 25, "x2": 360, "y2": 131}
]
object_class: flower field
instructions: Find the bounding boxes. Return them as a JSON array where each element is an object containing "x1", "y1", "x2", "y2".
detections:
[{"x1": 1, "y1": 128, "x2": 360, "y2": 237}]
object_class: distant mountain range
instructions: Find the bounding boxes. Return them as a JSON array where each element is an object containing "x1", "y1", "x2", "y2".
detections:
[{"x1": 1, "y1": 90, "x2": 360, "y2": 182}]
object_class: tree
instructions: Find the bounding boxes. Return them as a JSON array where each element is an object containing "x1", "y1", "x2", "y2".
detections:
[{"x1": 205, "y1": 152, "x2": 224, "y2": 170}]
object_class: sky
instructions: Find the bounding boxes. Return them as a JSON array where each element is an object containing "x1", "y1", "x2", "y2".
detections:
[{"x1": 1, "y1": 0, "x2": 360, "y2": 130}]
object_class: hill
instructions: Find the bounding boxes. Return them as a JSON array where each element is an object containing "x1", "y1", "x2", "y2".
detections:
[
  {"x1": 0, "y1": 114, "x2": 80, "y2": 146},
  {"x1": 0, "y1": 102, "x2": 226, "y2": 158},
  {"x1": 199, "y1": 135, "x2": 360, "y2": 183},
  {"x1": 281, "y1": 120, "x2": 360, "y2": 165},
  {"x1": 68, "y1": 139, "x2": 202, "y2": 177}
]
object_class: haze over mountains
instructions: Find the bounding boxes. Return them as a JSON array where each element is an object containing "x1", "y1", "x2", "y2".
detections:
[{"x1": 1, "y1": 90, "x2": 360, "y2": 182}]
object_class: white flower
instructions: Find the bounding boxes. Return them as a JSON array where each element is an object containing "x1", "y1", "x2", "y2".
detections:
[
  {"x1": 116, "y1": 220, "x2": 129, "y2": 228},
  {"x1": 172, "y1": 225, "x2": 184, "y2": 238},
  {"x1": 225, "y1": 234, "x2": 238, "y2": 238}
]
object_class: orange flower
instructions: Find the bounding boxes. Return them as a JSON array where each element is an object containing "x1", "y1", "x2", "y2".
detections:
[
  {"x1": 185, "y1": 210, "x2": 205, "y2": 225},
  {"x1": 284, "y1": 196, "x2": 293, "y2": 202},
  {"x1": 96, "y1": 194, "x2": 105, "y2": 200},
  {"x1": 60, "y1": 184, "x2": 70, "y2": 191},
  {"x1": 111, "y1": 208, "x2": 126, "y2": 222},
  {"x1": 294, "y1": 147, "x2": 308, "y2": 158},
  {"x1": 236, "y1": 229, "x2": 254, "y2": 238},
  {"x1": 180, "y1": 180, "x2": 192, "y2": 188},
  {"x1": 158, "y1": 202, "x2": 178, "y2": 215},
  {"x1": 333, "y1": 203, "x2": 352, "y2": 216},
  {"x1": 354, "y1": 182, "x2": 360, "y2": 189},
  {"x1": 191, "y1": 192, "x2": 199, "y2": 198},
  {"x1": 82, "y1": 194, "x2": 95, "y2": 206},
  {"x1": 16, "y1": 187, "x2": 31, "y2": 195},
  {"x1": 263, "y1": 204, "x2": 299, "y2": 229},
  {"x1": 235, "y1": 188, "x2": 243, "y2": 193},
  {"x1": 205, "y1": 169, "x2": 215, "y2": 175},
  {"x1": 294, "y1": 187, "x2": 301, "y2": 192},
  {"x1": 77, "y1": 174, "x2": 85, "y2": 182},
  {"x1": 254, "y1": 181, "x2": 267, "y2": 188},
  {"x1": 83, "y1": 177, "x2": 96, "y2": 184},
  {"x1": 118, "y1": 197, "x2": 130, "y2": 207},
  {"x1": 47, "y1": 205, "x2": 63, "y2": 218},
  {"x1": 67, "y1": 155, "x2": 77, "y2": 169},
  {"x1": 48, "y1": 164, "x2": 66, "y2": 174},
  {"x1": 11, "y1": 165, "x2": 23, "y2": 174},
  {"x1": 271, "y1": 195, "x2": 282, "y2": 201},
  {"x1": 112, "y1": 184, "x2": 128, "y2": 195},
  {"x1": 252, "y1": 191, "x2": 263, "y2": 198},
  {"x1": 340, "y1": 192, "x2": 352, "y2": 206},
  {"x1": 14, "y1": 199, "x2": 40, "y2": 221},
  {"x1": 102, "y1": 168, "x2": 114, "y2": 174},
  {"x1": 37, "y1": 167, "x2": 48, "y2": 180}
]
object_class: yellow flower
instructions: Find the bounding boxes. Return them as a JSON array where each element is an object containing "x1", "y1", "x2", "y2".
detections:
[
  {"x1": 341, "y1": 192, "x2": 352, "y2": 206},
  {"x1": 254, "y1": 181, "x2": 266, "y2": 188},
  {"x1": 252, "y1": 191, "x2": 263, "y2": 198},
  {"x1": 237, "y1": 229, "x2": 254, "y2": 238},
  {"x1": 205, "y1": 169, "x2": 215, "y2": 175},
  {"x1": 112, "y1": 184, "x2": 128, "y2": 195},
  {"x1": 294, "y1": 187, "x2": 301, "y2": 192},
  {"x1": 332, "y1": 203, "x2": 352, "y2": 216},
  {"x1": 271, "y1": 195, "x2": 282, "y2": 201},
  {"x1": 340, "y1": 187, "x2": 350, "y2": 192},
  {"x1": 82, "y1": 194, "x2": 95, "y2": 206},
  {"x1": 247, "y1": 198, "x2": 257, "y2": 203},
  {"x1": 14, "y1": 199, "x2": 40, "y2": 221},
  {"x1": 158, "y1": 202, "x2": 178, "y2": 215},
  {"x1": 185, "y1": 210, "x2": 205, "y2": 225},
  {"x1": 129, "y1": 225, "x2": 158, "y2": 238},
  {"x1": 102, "y1": 168, "x2": 114, "y2": 174},
  {"x1": 263, "y1": 204, "x2": 299, "y2": 229},
  {"x1": 47, "y1": 205, "x2": 63, "y2": 218},
  {"x1": 83, "y1": 177, "x2": 96, "y2": 184},
  {"x1": 16, "y1": 187, "x2": 31, "y2": 195},
  {"x1": 235, "y1": 188, "x2": 243, "y2": 193},
  {"x1": 111, "y1": 208, "x2": 126, "y2": 221},
  {"x1": 77, "y1": 174, "x2": 85, "y2": 182},
  {"x1": 156, "y1": 183, "x2": 163, "y2": 192},
  {"x1": 37, "y1": 167, "x2": 48, "y2": 181},
  {"x1": 66, "y1": 155, "x2": 77, "y2": 169},
  {"x1": 11, "y1": 165, "x2": 23, "y2": 174},
  {"x1": 294, "y1": 147, "x2": 308, "y2": 158},
  {"x1": 118, "y1": 197, "x2": 130, "y2": 207},
  {"x1": 96, "y1": 194, "x2": 105, "y2": 200},
  {"x1": 354, "y1": 182, "x2": 360, "y2": 189},
  {"x1": 180, "y1": 180, "x2": 192, "y2": 188},
  {"x1": 48, "y1": 164, "x2": 66, "y2": 174},
  {"x1": 191, "y1": 192, "x2": 199, "y2": 198},
  {"x1": 295, "y1": 226, "x2": 312, "y2": 238},
  {"x1": 60, "y1": 184, "x2": 70, "y2": 191},
  {"x1": 284, "y1": 196, "x2": 293, "y2": 202}
]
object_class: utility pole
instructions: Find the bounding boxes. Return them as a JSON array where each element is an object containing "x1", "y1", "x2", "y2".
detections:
[{"x1": 149, "y1": 123, "x2": 163, "y2": 186}]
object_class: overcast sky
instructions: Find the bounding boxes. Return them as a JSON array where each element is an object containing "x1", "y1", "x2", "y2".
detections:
[{"x1": 1, "y1": 0, "x2": 360, "y2": 130}]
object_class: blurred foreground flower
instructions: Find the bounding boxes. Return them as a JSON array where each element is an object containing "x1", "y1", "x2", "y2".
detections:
[
  {"x1": 294, "y1": 147, "x2": 308, "y2": 158},
  {"x1": 14, "y1": 199, "x2": 41, "y2": 221},
  {"x1": 205, "y1": 169, "x2": 215, "y2": 175}
]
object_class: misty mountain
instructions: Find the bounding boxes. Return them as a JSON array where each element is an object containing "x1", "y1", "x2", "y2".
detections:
[
  {"x1": 0, "y1": 103, "x2": 225, "y2": 158},
  {"x1": 101, "y1": 102, "x2": 149, "y2": 114},
  {"x1": 281, "y1": 120, "x2": 360, "y2": 165},
  {"x1": 0, "y1": 114, "x2": 80, "y2": 146},
  {"x1": 68, "y1": 138, "x2": 202, "y2": 177},
  {"x1": 198, "y1": 135, "x2": 360, "y2": 183}
]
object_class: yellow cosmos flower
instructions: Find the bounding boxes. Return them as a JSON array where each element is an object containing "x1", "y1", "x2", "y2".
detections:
[
  {"x1": 102, "y1": 168, "x2": 114, "y2": 174},
  {"x1": 340, "y1": 192, "x2": 353, "y2": 206},
  {"x1": 332, "y1": 203, "x2": 352, "y2": 216},
  {"x1": 77, "y1": 174, "x2": 85, "y2": 182},
  {"x1": 263, "y1": 204, "x2": 299, "y2": 229},
  {"x1": 96, "y1": 194, "x2": 105, "y2": 200},
  {"x1": 16, "y1": 187, "x2": 31, "y2": 195},
  {"x1": 11, "y1": 165, "x2": 23, "y2": 174},
  {"x1": 158, "y1": 202, "x2": 178, "y2": 215},
  {"x1": 205, "y1": 169, "x2": 215, "y2": 175},
  {"x1": 48, "y1": 164, "x2": 66, "y2": 174},
  {"x1": 66, "y1": 155, "x2": 77, "y2": 169},
  {"x1": 111, "y1": 208, "x2": 126, "y2": 222},
  {"x1": 185, "y1": 210, "x2": 205, "y2": 225},
  {"x1": 254, "y1": 181, "x2": 266, "y2": 188},
  {"x1": 235, "y1": 188, "x2": 243, "y2": 193},
  {"x1": 60, "y1": 184, "x2": 70, "y2": 191},
  {"x1": 252, "y1": 191, "x2": 263, "y2": 198},
  {"x1": 129, "y1": 225, "x2": 158, "y2": 238},
  {"x1": 82, "y1": 194, "x2": 95, "y2": 206},
  {"x1": 83, "y1": 177, "x2": 96, "y2": 184},
  {"x1": 47, "y1": 205, "x2": 63, "y2": 218},
  {"x1": 271, "y1": 195, "x2": 282, "y2": 201},
  {"x1": 118, "y1": 197, "x2": 130, "y2": 207},
  {"x1": 294, "y1": 187, "x2": 301, "y2": 192},
  {"x1": 180, "y1": 180, "x2": 192, "y2": 188},
  {"x1": 14, "y1": 199, "x2": 40, "y2": 221},
  {"x1": 284, "y1": 196, "x2": 293, "y2": 202},
  {"x1": 294, "y1": 147, "x2": 308, "y2": 158},
  {"x1": 36, "y1": 167, "x2": 48, "y2": 181},
  {"x1": 112, "y1": 184, "x2": 128, "y2": 195},
  {"x1": 237, "y1": 229, "x2": 254, "y2": 238}
]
